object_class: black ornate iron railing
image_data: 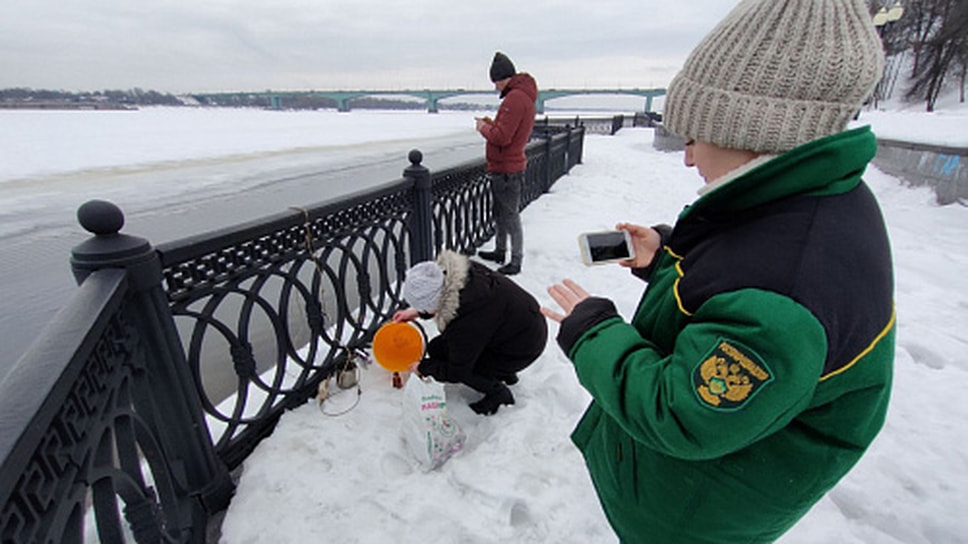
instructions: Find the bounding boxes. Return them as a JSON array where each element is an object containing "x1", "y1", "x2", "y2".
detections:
[
  {"x1": 158, "y1": 175, "x2": 417, "y2": 470},
  {"x1": 0, "y1": 209, "x2": 234, "y2": 544},
  {"x1": 0, "y1": 123, "x2": 585, "y2": 542},
  {"x1": 534, "y1": 114, "x2": 630, "y2": 136}
]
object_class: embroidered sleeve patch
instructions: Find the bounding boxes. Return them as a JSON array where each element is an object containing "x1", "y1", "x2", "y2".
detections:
[{"x1": 693, "y1": 339, "x2": 773, "y2": 411}]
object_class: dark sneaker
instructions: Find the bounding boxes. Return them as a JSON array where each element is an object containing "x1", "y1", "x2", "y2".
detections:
[
  {"x1": 497, "y1": 263, "x2": 520, "y2": 275},
  {"x1": 470, "y1": 384, "x2": 515, "y2": 415},
  {"x1": 478, "y1": 249, "x2": 506, "y2": 264}
]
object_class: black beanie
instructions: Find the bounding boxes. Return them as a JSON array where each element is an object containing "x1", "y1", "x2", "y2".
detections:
[{"x1": 489, "y1": 52, "x2": 516, "y2": 82}]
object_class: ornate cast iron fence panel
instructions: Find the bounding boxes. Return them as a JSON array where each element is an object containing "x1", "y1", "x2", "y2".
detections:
[
  {"x1": 549, "y1": 132, "x2": 571, "y2": 182},
  {"x1": 523, "y1": 141, "x2": 550, "y2": 209},
  {"x1": 0, "y1": 265, "x2": 230, "y2": 543},
  {"x1": 157, "y1": 180, "x2": 415, "y2": 469},
  {"x1": 429, "y1": 158, "x2": 492, "y2": 255}
]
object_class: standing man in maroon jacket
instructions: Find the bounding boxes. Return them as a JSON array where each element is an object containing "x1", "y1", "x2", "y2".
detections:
[{"x1": 475, "y1": 52, "x2": 537, "y2": 276}]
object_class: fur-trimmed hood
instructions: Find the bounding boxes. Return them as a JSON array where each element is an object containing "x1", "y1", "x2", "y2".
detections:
[{"x1": 433, "y1": 250, "x2": 470, "y2": 331}]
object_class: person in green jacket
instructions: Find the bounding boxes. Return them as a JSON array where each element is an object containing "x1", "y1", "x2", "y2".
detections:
[{"x1": 542, "y1": 0, "x2": 895, "y2": 542}]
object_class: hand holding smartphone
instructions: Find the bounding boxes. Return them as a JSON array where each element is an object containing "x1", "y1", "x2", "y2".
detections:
[{"x1": 578, "y1": 230, "x2": 636, "y2": 266}]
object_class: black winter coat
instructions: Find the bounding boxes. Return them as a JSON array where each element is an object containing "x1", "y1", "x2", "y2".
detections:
[{"x1": 417, "y1": 251, "x2": 547, "y2": 393}]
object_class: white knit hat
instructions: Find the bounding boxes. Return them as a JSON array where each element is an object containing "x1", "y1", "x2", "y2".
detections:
[
  {"x1": 664, "y1": 0, "x2": 885, "y2": 154},
  {"x1": 403, "y1": 261, "x2": 444, "y2": 313}
]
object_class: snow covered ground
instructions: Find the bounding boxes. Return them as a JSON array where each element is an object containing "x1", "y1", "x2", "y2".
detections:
[
  {"x1": 218, "y1": 113, "x2": 968, "y2": 543},
  {"x1": 861, "y1": 93, "x2": 968, "y2": 148}
]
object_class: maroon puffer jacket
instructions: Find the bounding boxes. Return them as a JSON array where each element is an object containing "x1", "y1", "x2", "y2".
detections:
[{"x1": 481, "y1": 73, "x2": 537, "y2": 173}]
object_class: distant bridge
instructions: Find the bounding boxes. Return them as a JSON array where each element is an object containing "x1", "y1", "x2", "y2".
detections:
[{"x1": 193, "y1": 88, "x2": 666, "y2": 114}]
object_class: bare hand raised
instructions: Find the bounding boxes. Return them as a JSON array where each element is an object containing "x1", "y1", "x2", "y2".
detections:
[{"x1": 541, "y1": 279, "x2": 592, "y2": 323}]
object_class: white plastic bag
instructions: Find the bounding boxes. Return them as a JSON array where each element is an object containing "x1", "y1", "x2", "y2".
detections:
[{"x1": 401, "y1": 375, "x2": 465, "y2": 471}]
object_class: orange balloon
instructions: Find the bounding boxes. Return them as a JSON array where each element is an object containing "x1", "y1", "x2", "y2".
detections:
[{"x1": 372, "y1": 322, "x2": 425, "y2": 373}]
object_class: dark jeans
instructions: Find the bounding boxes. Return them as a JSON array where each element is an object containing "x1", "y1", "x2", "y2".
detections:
[{"x1": 489, "y1": 171, "x2": 524, "y2": 266}]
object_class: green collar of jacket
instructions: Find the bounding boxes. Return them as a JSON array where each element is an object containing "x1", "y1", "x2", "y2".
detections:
[{"x1": 681, "y1": 126, "x2": 877, "y2": 219}]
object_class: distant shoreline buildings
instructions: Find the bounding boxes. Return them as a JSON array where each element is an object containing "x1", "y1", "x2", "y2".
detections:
[
  {"x1": 0, "y1": 100, "x2": 137, "y2": 111},
  {"x1": 0, "y1": 88, "x2": 492, "y2": 112}
]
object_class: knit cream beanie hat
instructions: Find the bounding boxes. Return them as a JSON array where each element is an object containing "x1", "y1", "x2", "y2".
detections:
[{"x1": 664, "y1": 0, "x2": 885, "y2": 154}]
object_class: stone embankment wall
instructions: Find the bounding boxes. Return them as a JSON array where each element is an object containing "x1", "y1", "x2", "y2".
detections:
[
  {"x1": 872, "y1": 139, "x2": 966, "y2": 205},
  {"x1": 653, "y1": 124, "x2": 686, "y2": 152}
]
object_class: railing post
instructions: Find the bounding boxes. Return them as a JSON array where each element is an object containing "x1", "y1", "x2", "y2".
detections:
[
  {"x1": 611, "y1": 114, "x2": 624, "y2": 135},
  {"x1": 405, "y1": 149, "x2": 434, "y2": 263},
  {"x1": 545, "y1": 136, "x2": 554, "y2": 192},
  {"x1": 71, "y1": 200, "x2": 234, "y2": 529},
  {"x1": 576, "y1": 126, "x2": 585, "y2": 165}
]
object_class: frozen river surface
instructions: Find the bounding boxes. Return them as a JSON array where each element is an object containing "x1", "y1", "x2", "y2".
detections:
[{"x1": 0, "y1": 108, "x2": 486, "y2": 375}]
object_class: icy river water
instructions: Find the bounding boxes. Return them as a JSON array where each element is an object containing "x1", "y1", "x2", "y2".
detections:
[{"x1": 0, "y1": 108, "x2": 486, "y2": 376}]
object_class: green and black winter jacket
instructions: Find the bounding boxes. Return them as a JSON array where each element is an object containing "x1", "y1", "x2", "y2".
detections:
[{"x1": 557, "y1": 127, "x2": 895, "y2": 543}]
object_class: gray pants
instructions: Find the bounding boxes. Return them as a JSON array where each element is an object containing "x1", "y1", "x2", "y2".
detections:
[{"x1": 490, "y1": 172, "x2": 524, "y2": 266}]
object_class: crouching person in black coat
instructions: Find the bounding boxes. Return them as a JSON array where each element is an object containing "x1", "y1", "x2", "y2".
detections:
[{"x1": 393, "y1": 250, "x2": 548, "y2": 415}]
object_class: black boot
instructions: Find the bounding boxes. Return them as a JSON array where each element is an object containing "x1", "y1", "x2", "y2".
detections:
[
  {"x1": 497, "y1": 262, "x2": 520, "y2": 275},
  {"x1": 470, "y1": 383, "x2": 515, "y2": 415},
  {"x1": 478, "y1": 249, "x2": 505, "y2": 264}
]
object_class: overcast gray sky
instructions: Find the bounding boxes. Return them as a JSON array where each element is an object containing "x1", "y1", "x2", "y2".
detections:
[{"x1": 0, "y1": 0, "x2": 739, "y2": 94}]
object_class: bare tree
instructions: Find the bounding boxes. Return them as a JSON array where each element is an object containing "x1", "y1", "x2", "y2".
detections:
[
  {"x1": 961, "y1": 58, "x2": 967, "y2": 103},
  {"x1": 898, "y1": 0, "x2": 949, "y2": 79},
  {"x1": 905, "y1": 0, "x2": 968, "y2": 110}
]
